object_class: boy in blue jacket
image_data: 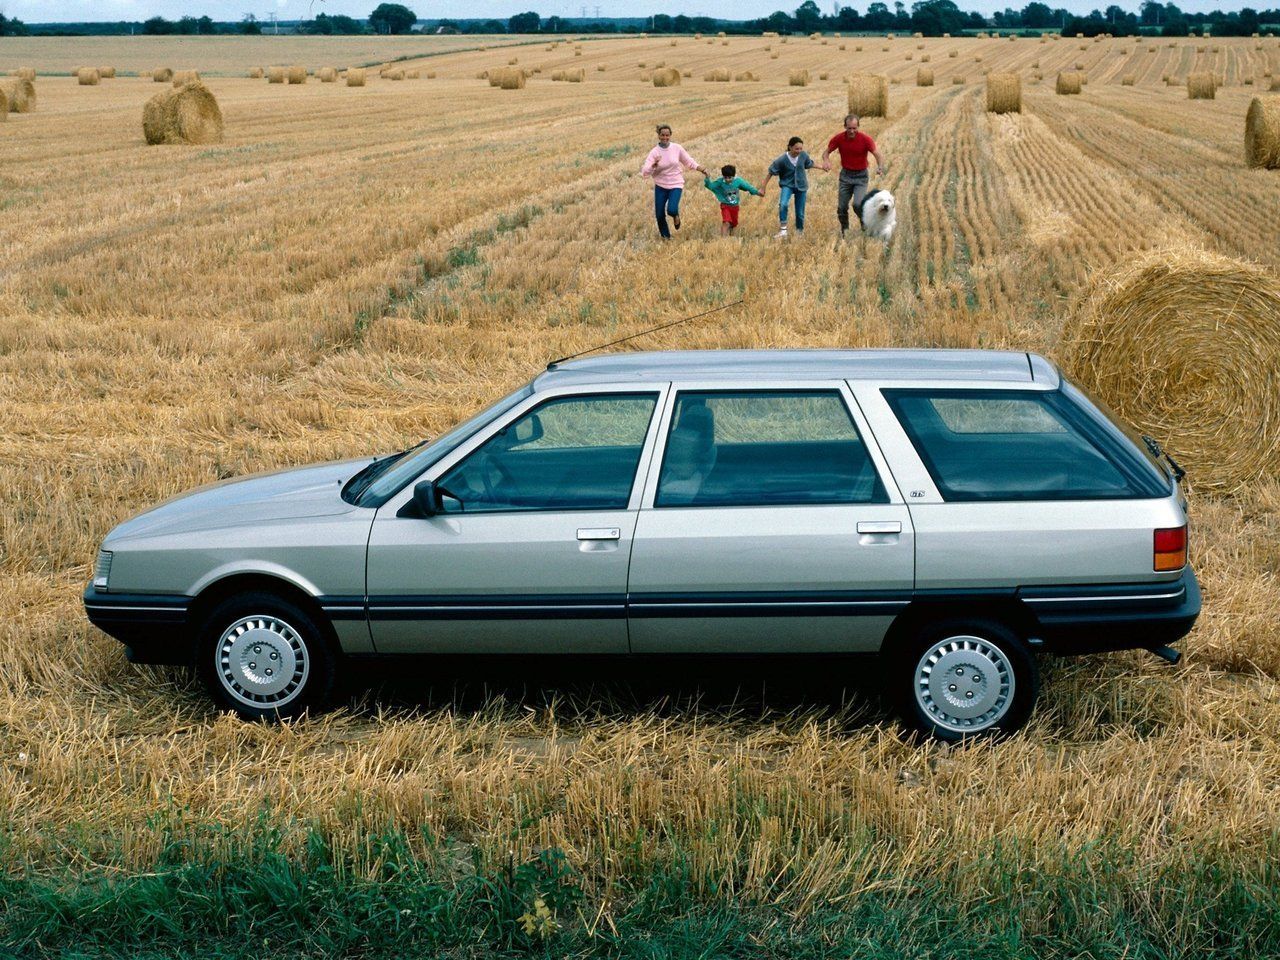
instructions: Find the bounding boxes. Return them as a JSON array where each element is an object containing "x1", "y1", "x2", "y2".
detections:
[{"x1": 703, "y1": 165, "x2": 762, "y2": 236}]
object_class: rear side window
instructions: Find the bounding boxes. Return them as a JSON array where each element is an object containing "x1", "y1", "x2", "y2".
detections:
[
  {"x1": 883, "y1": 389, "x2": 1170, "y2": 501},
  {"x1": 655, "y1": 390, "x2": 887, "y2": 507}
]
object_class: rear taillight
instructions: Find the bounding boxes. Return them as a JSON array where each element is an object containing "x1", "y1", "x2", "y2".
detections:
[{"x1": 1154, "y1": 526, "x2": 1187, "y2": 571}]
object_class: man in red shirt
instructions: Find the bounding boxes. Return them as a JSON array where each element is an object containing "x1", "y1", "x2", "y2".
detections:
[{"x1": 821, "y1": 113, "x2": 887, "y2": 236}]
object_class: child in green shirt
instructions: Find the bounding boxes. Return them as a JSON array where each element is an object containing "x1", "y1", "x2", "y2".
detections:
[{"x1": 703, "y1": 165, "x2": 762, "y2": 236}]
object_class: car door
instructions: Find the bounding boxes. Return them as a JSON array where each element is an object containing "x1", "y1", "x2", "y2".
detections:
[
  {"x1": 366, "y1": 386, "x2": 666, "y2": 654},
  {"x1": 627, "y1": 383, "x2": 915, "y2": 654}
]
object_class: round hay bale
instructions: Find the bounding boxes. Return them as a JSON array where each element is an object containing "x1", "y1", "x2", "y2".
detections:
[
  {"x1": 703, "y1": 68, "x2": 731, "y2": 82},
  {"x1": 789, "y1": 69, "x2": 811, "y2": 86},
  {"x1": 507, "y1": 57, "x2": 518, "y2": 65},
  {"x1": 318, "y1": 66, "x2": 338, "y2": 82},
  {"x1": 77, "y1": 67, "x2": 101, "y2": 85},
  {"x1": 142, "y1": 81, "x2": 223, "y2": 146},
  {"x1": 249, "y1": 66, "x2": 264, "y2": 78},
  {"x1": 770, "y1": 53, "x2": 780, "y2": 59},
  {"x1": 1245, "y1": 96, "x2": 1280, "y2": 168},
  {"x1": 819, "y1": 72, "x2": 830, "y2": 80},
  {"x1": 1122, "y1": 74, "x2": 1136, "y2": 86},
  {"x1": 652, "y1": 67, "x2": 681, "y2": 87},
  {"x1": 953, "y1": 75, "x2": 965, "y2": 84},
  {"x1": 848, "y1": 74, "x2": 888, "y2": 117},
  {"x1": 1061, "y1": 245, "x2": 1280, "y2": 494},
  {"x1": 346, "y1": 68, "x2": 366, "y2": 87},
  {"x1": 986, "y1": 72, "x2": 1021, "y2": 113},
  {"x1": 551, "y1": 69, "x2": 565, "y2": 81},
  {"x1": 921, "y1": 54, "x2": 931, "y2": 62},
  {"x1": 1187, "y1": 72, "x2": 1216, "y2": 99},
  {"x1": 405, "y1": 69, "x2": 420, "y2": 79},
  {"x1": 682, "y1": 70, "x2": 692, "y2": 78},
  {"x1": 0, "y1": 92, "x2": 6, "y2": 122},
  {"x1": 1056, "y1": 71, "x2": 1083, "y2": 95},
  {"x1": 1074, "y1": 61, "x2": 1086, "y2": 70},
  {"x1": 916, "y1": 67, "x2": 934, "y2": 86},
  {"x1": 99, "y1": 66, "x2": 116, "y2": 78},
  {"x1": 949, "y1": 49, "x2": 958, "y2": 57},
  {"x1": 498, "y1": 68, "x2": 526, "y2": 89},
  {"x1": 152, "y1": 67, "x2": 173, "y2": 83},
  {"x1": 386, "y1": 69, "x2": 406, "y2": 81},
  {"x1": 268, "y1": 66, "x2": 285, "y2": 83},
  {"x1": 172, "y1": 70, "x2": 200, "y2": 87},
  {"x1": 564, "y1": 68, "x2": 584, "y2": 83},
  {"x1": 1271, "y1": 77, "x2": 1280, "y2": 92},
  {"x1": 596, "y1": 64, "x2": 606, "y2": 72},
  {"x1": 0, "y1": 78, "x2": 35, "y2": 112},
  {"x1": 17, "y1": 67, "x2": 36, "y2": 80},
  {"x1": 287, "y1": 65, "x2": 307, "y2": 84}
]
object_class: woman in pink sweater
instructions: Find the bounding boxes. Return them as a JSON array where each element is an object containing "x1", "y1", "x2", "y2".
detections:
[{"x1": 640, "y1": 124, "x2": 706, "y2": 240}]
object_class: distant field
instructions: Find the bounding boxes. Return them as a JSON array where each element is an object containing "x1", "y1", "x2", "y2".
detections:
[
  {"x1": 2, "y1": 33, "x2": 1280, "y2": 958},
  {"x1": 0, "y1": 33, "x2": 536, "y2": 75}
]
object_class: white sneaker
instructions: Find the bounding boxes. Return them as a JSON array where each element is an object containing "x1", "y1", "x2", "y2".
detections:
[{"x1": 773, "y1": 228, "x2": 788, "y2": 239}]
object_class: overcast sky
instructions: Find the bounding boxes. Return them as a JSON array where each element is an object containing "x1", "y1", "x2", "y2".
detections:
[{"x1": 1, "y1": 0, "x2": 1254, "y2": 23}]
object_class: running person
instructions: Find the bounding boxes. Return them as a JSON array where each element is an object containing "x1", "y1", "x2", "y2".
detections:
[
  {"x1": 703, "y1": 164, "x2": 762, "y2": 236},
  {"x1": 640, "y1": 124, "x2": 706, "y2": 240},
  {"x1": 760, "y1": 137, "x2": 821, "y2": 239},
  {"x1": 821, "y1": 114, "x2": 887, "y2": 235}
]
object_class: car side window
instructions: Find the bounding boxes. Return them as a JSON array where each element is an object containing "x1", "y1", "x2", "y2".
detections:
[
  {"x1": 883, "y1": 388, "x2": 1164, "y2": 501},
  {"x1": 654, "y1": 390, "x2": 887, "y2": 508},
  {"x1": 436, "y1": 393, "x2": 658, "y2": 513}
]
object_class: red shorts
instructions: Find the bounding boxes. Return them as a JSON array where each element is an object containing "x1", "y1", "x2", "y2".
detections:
[{"x1": 719, "y1": 203, "x2": 739, "y2": 226}]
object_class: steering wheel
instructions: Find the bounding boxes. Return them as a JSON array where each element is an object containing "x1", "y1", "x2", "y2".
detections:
[{"x1": 477, "y1": 451, "x2": 516, "y2": 502}]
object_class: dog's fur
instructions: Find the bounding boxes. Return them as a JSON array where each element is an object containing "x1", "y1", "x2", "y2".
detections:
[{"x1": 855, "y1": 188, "x2": 897, "y2": 242}]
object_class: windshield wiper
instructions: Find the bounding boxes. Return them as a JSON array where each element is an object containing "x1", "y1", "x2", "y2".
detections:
[
  {"x1": 1142, "y1": 435, "x2": 1186, "y2": 483},
  {"x1": 343, "y1": 453, "x2": 402, "y2": 502}
]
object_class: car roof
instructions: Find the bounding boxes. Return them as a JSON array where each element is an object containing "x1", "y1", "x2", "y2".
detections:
[{"x1": 534, "y1": 349, "x2": 1059, "y2": 390}]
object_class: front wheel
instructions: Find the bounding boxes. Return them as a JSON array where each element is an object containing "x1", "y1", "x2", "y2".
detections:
[
  {"x1": 894, "y1": 619, "x2": 1038, "y2": 741},
  {"x1": 197, "y1": 592, "x2": 336, "y2": 721}
]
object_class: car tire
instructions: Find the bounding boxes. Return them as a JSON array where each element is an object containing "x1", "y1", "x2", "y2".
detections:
[
  {"x1": 893, "y1": 618, "x2": 1038, "y2": 741},
  {"x1": 196, "y1": 591, "x2": 337, "y2": 721}
]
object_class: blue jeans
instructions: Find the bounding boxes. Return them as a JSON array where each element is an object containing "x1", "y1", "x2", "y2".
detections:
[
  {"x1": 654, "y1": 186, "x2": 682, "y2": 238},
  {"x1": 778, "y1": 185, "x2": 807, "y2": 231}
]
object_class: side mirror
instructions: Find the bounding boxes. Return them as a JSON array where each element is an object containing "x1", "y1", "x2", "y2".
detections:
[{"x1": 412, "y1": 480, "x2": 441, "y2": 517}]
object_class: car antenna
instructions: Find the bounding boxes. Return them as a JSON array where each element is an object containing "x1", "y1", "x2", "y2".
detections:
[{"x1": 545, "y1": 298, "x2": 747, "y2": 370}]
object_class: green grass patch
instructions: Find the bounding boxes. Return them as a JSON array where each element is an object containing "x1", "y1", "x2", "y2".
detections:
[{"x1": 4, "y1": 817, "x2": 1279, "y2": 959}]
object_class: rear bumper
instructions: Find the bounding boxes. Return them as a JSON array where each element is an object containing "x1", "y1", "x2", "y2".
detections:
[
  {"x1": 1021, "y1": 567, "x2": 1201, "y2": 656},
  {"x1": 83, "y1": 585, "x2": 193, "y2": 665}
]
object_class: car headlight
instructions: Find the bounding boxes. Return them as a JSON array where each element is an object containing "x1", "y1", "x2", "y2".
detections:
[{"x1": 93, "y1": 549, "x2": 113, "y2": 591}]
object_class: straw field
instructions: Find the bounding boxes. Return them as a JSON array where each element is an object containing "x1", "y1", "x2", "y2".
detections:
[{"x1": 2, "y1": 33, "x2": 1280, "y2": 958}]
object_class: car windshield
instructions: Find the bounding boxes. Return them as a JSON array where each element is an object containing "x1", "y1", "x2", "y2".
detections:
[{"x1": 345, "y1": 382, "x2": 535, "y2": 507}]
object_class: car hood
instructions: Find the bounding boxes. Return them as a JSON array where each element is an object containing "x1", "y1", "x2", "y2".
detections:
[{"x1": 105, "y1": 457, "x2": 377, "y2": 543}]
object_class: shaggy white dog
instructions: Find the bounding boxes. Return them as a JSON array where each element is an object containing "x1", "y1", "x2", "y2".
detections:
[{"x1": 856, "y1": 189, "x2": 897, "y2": 242}]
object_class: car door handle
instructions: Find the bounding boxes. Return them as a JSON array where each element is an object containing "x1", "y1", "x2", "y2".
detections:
[
  {"x1": 857, "y1": 521, "x2": 902, "y2": 535},
  {"x1": 577, "y1": 528, "x2": 621, "y2": 541}
]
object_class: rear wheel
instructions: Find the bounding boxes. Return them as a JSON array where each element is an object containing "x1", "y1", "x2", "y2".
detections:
[
  {"x1": 894, "y1": 618, "x2": 1038, "y2": 741},
  {"x1": 196, "y1": 591, "x2": 336, "y2": 721}
]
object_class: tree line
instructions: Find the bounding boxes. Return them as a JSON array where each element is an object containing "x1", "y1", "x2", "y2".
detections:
[{"x1": 1, "y1": 2, "x2": 1273, "y2": 38}]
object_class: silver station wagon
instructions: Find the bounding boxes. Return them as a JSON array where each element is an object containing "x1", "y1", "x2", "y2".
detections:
[{"x1": 85, "y1": 350, "x2": 1199, "y2": 738}]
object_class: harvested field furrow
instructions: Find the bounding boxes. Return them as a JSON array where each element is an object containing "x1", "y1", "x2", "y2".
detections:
[{"x1": 1034, "y1": 91, "x2": 1280, "y2": 266}]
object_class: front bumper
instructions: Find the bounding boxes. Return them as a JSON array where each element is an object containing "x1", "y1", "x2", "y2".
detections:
[
  {"x1": 83, "y1": 585, "x2": 193, "y2": 665},
  {"x1": 1022, "y1": 567, "x2": 1201, "y2": 656}
]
